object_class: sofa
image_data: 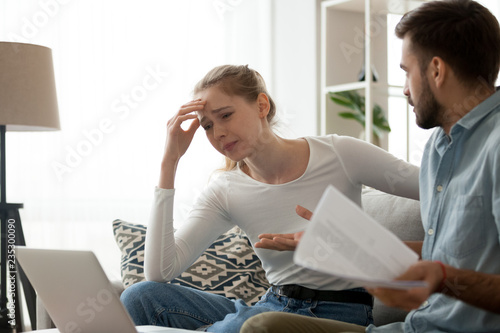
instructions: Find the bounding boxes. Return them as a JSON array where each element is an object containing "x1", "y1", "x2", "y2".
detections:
[{"x1": 36, "y1": 187, "x2": 423, "y2": 330}]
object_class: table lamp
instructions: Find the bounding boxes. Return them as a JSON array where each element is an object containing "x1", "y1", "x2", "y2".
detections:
[{"x1": 0, "y1": 42, "x2": 60, "y2": 331}]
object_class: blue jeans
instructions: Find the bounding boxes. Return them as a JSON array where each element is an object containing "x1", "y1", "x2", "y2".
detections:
[{"x1": 121, "y1": 281, "x2": 373, "y2": 333}]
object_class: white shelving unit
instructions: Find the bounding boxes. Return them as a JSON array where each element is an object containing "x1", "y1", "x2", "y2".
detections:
[{"x1": 319, "y1": 0, "x2": 424, "y2": 148}]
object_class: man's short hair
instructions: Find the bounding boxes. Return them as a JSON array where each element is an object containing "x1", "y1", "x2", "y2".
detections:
[{"x1": 395, "y1": 0, "x2": 500, "y2": 88}]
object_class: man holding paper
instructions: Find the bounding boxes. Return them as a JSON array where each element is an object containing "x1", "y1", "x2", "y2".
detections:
[{"x1": 241, "y1": 0, "x2": 500, "y2": 332}]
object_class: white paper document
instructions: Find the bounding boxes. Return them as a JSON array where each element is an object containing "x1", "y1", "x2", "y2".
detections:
[{"x1": 294, "y1": 185, "x2": 427, "y2": 290}]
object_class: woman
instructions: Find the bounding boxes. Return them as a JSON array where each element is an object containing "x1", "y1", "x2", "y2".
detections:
[{"x1": 121, "y1": 65, "x2": 419, "y2": 332}]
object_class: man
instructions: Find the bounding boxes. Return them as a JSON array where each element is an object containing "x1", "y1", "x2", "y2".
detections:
[{"x1": 240, "y1": 0, "x2": 500, "y2": 332}]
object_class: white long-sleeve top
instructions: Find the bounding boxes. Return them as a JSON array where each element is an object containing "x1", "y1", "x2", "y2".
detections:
[{"x1": 145, "y1": 135, "x2": 419, "y2": 291}]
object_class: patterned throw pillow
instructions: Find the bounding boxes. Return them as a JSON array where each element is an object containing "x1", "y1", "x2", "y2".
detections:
[{"x1": 112, "y1": 219, "x2": 270, "y2": 305}]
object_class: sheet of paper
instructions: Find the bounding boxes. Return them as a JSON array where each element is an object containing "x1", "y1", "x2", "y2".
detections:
[{"x1": 294, "y1": 185, "x2": 427, "y2": 290}]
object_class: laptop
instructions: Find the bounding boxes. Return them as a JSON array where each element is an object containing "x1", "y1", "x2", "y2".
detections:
[{"x1": 16, "y1": 247, "x2": 195, "y2": 333}]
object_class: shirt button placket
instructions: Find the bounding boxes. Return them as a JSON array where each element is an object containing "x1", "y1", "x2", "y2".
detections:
[{"x1": 430, "y1": 185, "x2": 443, "y2": 237}]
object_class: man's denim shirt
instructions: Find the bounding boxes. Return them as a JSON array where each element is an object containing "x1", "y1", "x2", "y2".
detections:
[{"x1": 370, "y1": 89, "x2": 500, "y2": 333}]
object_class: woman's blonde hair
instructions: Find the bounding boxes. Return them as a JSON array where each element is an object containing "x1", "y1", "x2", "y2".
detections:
[{"x1": 194, "y1": 65, "x2": 277, "y2": 171}]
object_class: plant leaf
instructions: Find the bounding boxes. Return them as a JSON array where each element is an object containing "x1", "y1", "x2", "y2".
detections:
[
  {"x1": 329, "y1": 90, "x2": 391, "y2": 134},
  {"x1": 329, "y1": 93, "x2": 357, "y2": 111},
  {"x1": 339, "y1": 112, "x2": 365, "y2": 126},
  {"x1": 374, "y1": 130, "x2": 382, "y2": 139}
]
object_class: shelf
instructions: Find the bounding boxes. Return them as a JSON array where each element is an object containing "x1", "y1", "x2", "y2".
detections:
[
  {"x1": 319, "y1": 0, "x2": 418, "y2": 144},
  {"x1": 322, "y1": 0, "x2": 428, "y2": 14},
  {"x1": 323, "y1": 82, "x2": 404, "y2": 96},
  {"x1": 323, "y1": 81, "x2": 367, "y2": 94}
]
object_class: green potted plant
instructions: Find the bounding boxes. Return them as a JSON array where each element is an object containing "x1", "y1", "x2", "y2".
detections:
[{"x1": 329, "y1": 90, "x2": 391, "y2": 143}]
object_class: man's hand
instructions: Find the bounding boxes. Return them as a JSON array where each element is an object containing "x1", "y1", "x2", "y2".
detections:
[
  {"x1": 254, "y1": 205, "x2": 312, "y2": 251},
  {"x1": 366, "y1": 260, "x2": 444, "y2": 311}
]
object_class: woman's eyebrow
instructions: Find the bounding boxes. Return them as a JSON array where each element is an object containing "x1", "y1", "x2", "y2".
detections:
[{"x1": 199, "y1": 106, "x2": 232, "y2": 124}]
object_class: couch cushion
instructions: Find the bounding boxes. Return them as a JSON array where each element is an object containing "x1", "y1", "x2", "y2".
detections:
[
  {"x1": 361, "y1": 188, "x2": 423, "y2": 326},
  {"x1": 112, "y1": 219, "x2": 270, "y2": 305},
  {"x1": 362, "y1": 188, "x2": 424, "y2": 241}
]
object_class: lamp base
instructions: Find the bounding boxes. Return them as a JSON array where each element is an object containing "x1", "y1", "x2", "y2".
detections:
[{"x1": 0, "y1": 203, "x2": 36, "y2": 332}]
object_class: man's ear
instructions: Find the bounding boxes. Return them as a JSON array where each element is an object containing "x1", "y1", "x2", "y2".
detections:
[
  {"x1": 429, "y1": 56, "x2": 447, "y2": 88},
  {"x1": 257, "y1": 93, "x2": 270, "y2": 119}
]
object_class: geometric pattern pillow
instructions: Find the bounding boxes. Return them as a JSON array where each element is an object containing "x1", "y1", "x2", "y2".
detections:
[
  {"x1": 112, "y1": 220, "x2": 147, "y2": 288},
  {"x1": 112, "y1": 219, "x2": 270, "y2": 305}
]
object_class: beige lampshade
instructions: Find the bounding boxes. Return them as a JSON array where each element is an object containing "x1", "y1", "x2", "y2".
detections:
[{"x1": 0, "y1": 42, "x2": 60, "y2": 131}]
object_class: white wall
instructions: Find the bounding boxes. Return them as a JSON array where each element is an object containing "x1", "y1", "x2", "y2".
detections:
[
  {"x1": 271, "y1": 0, "x2": 318, "y2": 138},
  {"x1": 217, "y1": 0, "x2": 318, "y2": 138}
]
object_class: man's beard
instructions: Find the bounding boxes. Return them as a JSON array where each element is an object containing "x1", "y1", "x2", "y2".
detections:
[{"x1": 411, "y1": 77, "x2": 443, "y2": 129}]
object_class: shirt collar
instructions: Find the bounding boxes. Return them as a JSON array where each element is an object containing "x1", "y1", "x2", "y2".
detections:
[
  {"x1": 433, "y1": 88, "x2": 500, "y2": 154},
  {"x1": 453, "y1": 88, "x2": 500, "y2": 132}
]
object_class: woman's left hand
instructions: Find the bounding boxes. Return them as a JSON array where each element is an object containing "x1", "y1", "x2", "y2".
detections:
[{"x1": 254, "y1": 231, "x2": 304, "y2": 251}]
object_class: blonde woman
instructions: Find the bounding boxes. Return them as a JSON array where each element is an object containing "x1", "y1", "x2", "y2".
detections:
[{"x1": 121, "y1": 65, "x2": 419, "y2": 332}]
